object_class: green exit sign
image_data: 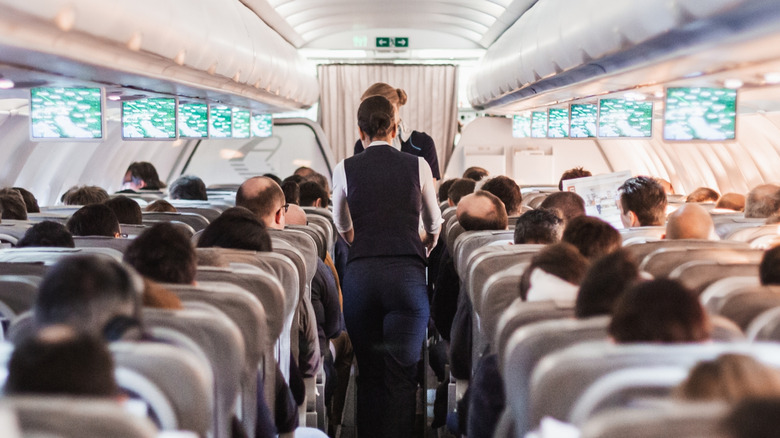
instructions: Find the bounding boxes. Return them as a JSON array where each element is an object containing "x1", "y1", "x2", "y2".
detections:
[{"x1": 376, "y1": 37, "x2": 409, "y2": 48}]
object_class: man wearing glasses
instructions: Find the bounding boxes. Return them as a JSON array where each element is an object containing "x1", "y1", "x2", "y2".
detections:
[{"x1": 236, "y1": 176, "x2": 289, "y2": 229}]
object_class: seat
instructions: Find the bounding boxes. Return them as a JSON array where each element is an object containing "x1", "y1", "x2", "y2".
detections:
[
  {"x1": 700, "y1": 276, "x2": 761, "y2": 314},
  {"x1": 619, "y1": 226, "x2": 665, "y2": 242},
  {"x1": 142, "y1": 211, "x2": 210, "y2": 232},
  {"x1": 714, "y1": 284, "x2": 780, "y2": 330},
  {"x1": 0, "y1": 396, "x2": 158, "y2": 438},
  {"x1": 0, "y1": 247, "x2": 123, "y2": 264},
  {"x1": 713, "y1": 217, "x2": 765, "y2": 239},
  {"x1": 73, "y1": 236, "x2": 134, "y2": 253},
  {"x1": 286, "y1": 225, "x2": 326, "y2": 261},
  {"x1": 624, "y1": 239, "x2": 749, "y2": 268},
  {"x1": 466, "y1": 245, "x2": 545, "y2": 315},
  {"x1": 306, "y1": 214, "x2": 335, "y2": 255},
  {"x1": 726, "y1": 223, "x2": 780, "y2": 242},
  {"x1": 25, "y1": 213, "x2": 68, "y2": 224},
  {"x1": 527, "y1": 342, "x2": 780, "y2": 434},
  {"x1": 639, "y1": 247, "x2": 762, "y2": 278},
  {"x1": 479, "y1": 264, "x2": 529, "y2": 345},
  {"x1": 669, "y1": 260, "x2": 759, "y2": 295},
  {"x1": 445, "y1": 217, "x2": 463, "y2": 253},
  {"x1": 169, "y1": 204, "x2": 224, "y2": 222},
  {"x1": 0, "y1": 223, "x2": 31, "y2": 241},
  {"x1": 580, "y1": 401, "x2": 728, "y2": 438},
  {"x1": 452, "y1": 230, "x2": 517, "y2": 277},
  {"x1": 0, "y1": 275, "x2": 39, "y2": 318},
  {"x1": 119, "y1": 224, "x2": 149, "y2": 237}
]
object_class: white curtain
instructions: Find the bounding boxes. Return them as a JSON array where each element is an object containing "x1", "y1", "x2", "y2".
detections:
[{"x1": 318, "y1": 64, "x2": 459, "y2": 175}]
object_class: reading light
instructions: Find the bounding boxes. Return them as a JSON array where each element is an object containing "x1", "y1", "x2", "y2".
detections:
[
  {"x1": 764, "y1": 72, "x2": 780, "y2": 84},
  {"x1": 107, "y1": 93, "x2": 122, "y2": 101},
  {"x1": 653, "y1": 90, "x2": 665, "y2": 98},
  {"x1": 0, "y1": 78, "x2": 15, "y2": 89},
  {"x1": 624, "y1": 92, "x2": 646, "y2": 101},
  {"x1": 723, "y1": 78, "x2": 743, "y2": 89}
]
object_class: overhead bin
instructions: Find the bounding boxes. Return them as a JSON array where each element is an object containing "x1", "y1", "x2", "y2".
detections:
[
  {"x1": 468, "y1": 0, "x2": 778, "y2": 112},
  {"x1": 0, "y1": 0, "x2": 319, "y2": 111}
]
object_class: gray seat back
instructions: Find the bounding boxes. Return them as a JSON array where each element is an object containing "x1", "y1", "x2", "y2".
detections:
[
  {"x1": 452, "y1": 230, "x2": 517, "y2": 276},
  {"x1": 747, "y1": 306, "x2": 780, "y2": 341},
  {"x1": 713, "y1": 217, "x2": 765, "y2": 239},
  {"x1": 0, "y1": 275, "x2": 39, "y2": 318},
  {"x1": 700, "y1": 276, "x2": 762, "y2": 314},
  {"x1": 0, "y1": 222, "x2": 31, "y2": 240},
  {"x1": 119, "y1": 224, "x2": 149, "y2": 237},
  {"x1": 0, "y1": 247, "x2": 123, "y2": 264},
  {"x1": 171, "y1": 206, "x2": 223, "y2": 222},
  {"x1": 270, "y1": 229, "x2": 317, "y2": 289},
  {"x1": 714, "y1": 285, "x2": 780, "y2": 330},
  {"x1": 286, "y1": 224, "x2": 326, "y2": 261},
  {"x1": 624, "y1": 239, "x2": 748, "y2": 267},
  {"x1": 640, "y1": 247, "x2": 762, "y2": 278},
  {"x1": 619, "y1": 226, "x2": 666, "y2": 243},
  {"x1": 445, "y1": 220, "x2": 465, "y2": 253},
  {"x1": 726, "y1": 223, "x2": 780, "y2": 242},
  {"x1": 580, "y1": 401, "x2": 728, "y2": 438},
  {"x1": 669, "y1": 260, "x2": 759, "y2": 295},
  {"x1": 142, "y1": 211, "x2": 210, "y2": 232},
  {"x1": 479, "y1": 264, "x2": 528, "y2": 344},
  {"x1": 467, "y1": 245, "x2": 544, "y2": 315},
  {"x1": 305, "y1": 213, "x2": 335, "y2": 256},
  {"x1": 73, "y1": 236, "x2": 134, "y2": 253}
]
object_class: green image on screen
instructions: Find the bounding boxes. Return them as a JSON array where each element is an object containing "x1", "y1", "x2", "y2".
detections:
[
  {"x1": 252, "y1": 114, "x2": 273, "y2": 137},
  {"x1": 232, "y1": 108, "x2": 251, "y2": 138},
  {"x1": 210, "y1": 106, "x2": 232, "y2": 138},
  {"x1": 30, "y1": 87, "x2": 103, "y2": 139},
  {"x1": 547, "y1": 108, "x2": 569, "y2": 138},
  {"x1": 570, "y1": 104, "x2": 598, "y2": 138},
  {"x1": 598, "y1": 99, "x2": 653, "y2": 138},
  {"x1": 512, "y1": 115, "x2": 531, "y2": 138},
  {"x1": 122, "y1": 98, "x2": 177, "y2": 139},
  {"x1": 178, "y1": 103, "x2": 209, "y2": 138},
  {"x1": 663, "y1": 87, "x2": 736, "y2": 141},
  {"x1": 531, "y1": 111, "x2": 547, "y2": 138}
]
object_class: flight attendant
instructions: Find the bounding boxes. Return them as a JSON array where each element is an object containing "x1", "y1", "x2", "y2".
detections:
[{"x1": 332, "y1": 95, "x2": 442, "y2": 437}]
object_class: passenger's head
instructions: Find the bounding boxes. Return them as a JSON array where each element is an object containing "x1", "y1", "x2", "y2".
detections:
[
  {"x1": 575, "y1": 249, "x2": 640, "y2": 318},
  {"x1": 145, "y1": 199, "x2": 177, "y2": 213},
  {"x1": 759, "y1": 245, "x2": 780, "y2": 285},
  {"x1": 562, "y1": 216, "x2": 621, "y2": 261},
  {"x1": 609, "y1": 279, "x2": 711, "y2": 343},
  {"x1": 124, "y1": 222, "x2": 197, "y2": 284},
  {"x1": 103, "y1": 196, "x2": 142, "y2": 225},
  {"x1": 0, "y1": 188, "x2": 27, "y2": 220},
  {"x1": 262, "y1": 173, "x2": 283, "y2": 186},
  {"x1": 66, "y1": 204, "x2": 121, "y2": 237},
  {"x1": 303, "y1": 171, "x2": 330, "y2": 197},
  {"x1": 539, "y1": 191, "x2": 586, "y2": 224},
  {"x1": 456, "y1": 191, "x2": 508, "y2": 231},
  {"x1": 686, "y1": 187, "x2": 720, "y2": 203},
  {"x1": 665, "y1": 203, "x2": 716, "y2": 240},
  {"x1": 281, "y1": 180, "x2": 300, "y2": 205},
  {"x1": 357, "y1": 95, "x2": 396, "y2": 141},
  {"x1": 618, "y1": 176, "x2": 668, "y2": 227},
  {"x1": 438, "y1": 179, "x2": 456, "y2": 203},
  {"x1": 716, "y1": 193, "x2": 746, "y2": 212},
  {"x1": 299, "y1": 181, "x2": 328, "y2": 208},
  {"x1": 447, "y1": 178, "x2": 476, "y2": 206},
  {"x1": 168, "y1": 175, "x2": 207, "y2": 201},
  {"x1": 462, "y1": 167, "x2": 489, "y2": 182},
  {"x1": 284, "y1": 204, "x2": 307, "y2": 226},
  {"x1": 293, "y1": 166, "x2": 317, "y2": 180},
  {"x1": 722, "y1": 397, "x2": 780, "y2": 438},
  {"x1": 236, "y1": 176, "x2": 287, "y2": 229},
  {"x1": 655, "y1": 177, "x2": 675, "y2": 195},
  {"x1": 16, "y1": 221, "x2": 74, "y2": 248},
  {"x1": 513, "y1": 209, "x2": 563, "y2": 244},
  {"x1": 12, "y1": 187, "x2": 40, "y2": 213},
  {"x1": 123, "y1": 162, "x2": 166, "y2": 190},
  {"x1": 5, "y1": 325, "x2": 119, "y2": 397},
  {"x1": 61, "y1": 185, "x2": 110, "y2": 206},
  {"x1": 519, "y1": 242, "x2": 590, "y2": 301},
  {"x1": 558, "y1": 167, "x2": 592, "y2": 191},
  {"x1": 34, "y1": 255, "x2": 142, "y2": 334},
  {"x1": 481, "y1": 176, "x2": 523, "y2": 216},
  {"x1": 197, "y1": 208, "x2": 272, "y2": 252},
  {"x1": 745, "y1": 184, "x2": 780, "y2": 218},
  {"x1": 676, "y1": 354, "x2": 780, "y2": 403}
]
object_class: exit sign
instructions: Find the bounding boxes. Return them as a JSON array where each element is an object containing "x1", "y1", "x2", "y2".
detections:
[{"x1": 376, "y1": 37, "x2": 409, "y2": 48}]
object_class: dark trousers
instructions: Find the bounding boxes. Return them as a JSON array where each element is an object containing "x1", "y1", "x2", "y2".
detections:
[{"x1": 343, "y1": 256, "x2": 429, "y2": 438}]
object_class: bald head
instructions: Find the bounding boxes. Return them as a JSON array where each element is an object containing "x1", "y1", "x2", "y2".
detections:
[
  {"x1": 666, "y1": 203, "x2": 716, "y2": 240},
  {"x1": 456, "y1": 191, "x2": 508, "y2": 231},
  {"x1": 285, "y1": 203, "x2": 307, "y2": 226},
  {"x1": 236, "y1": 176, "x2": 286, "y2": 229},
  {"x1": 745, "y1": 184, "x2": 780, "y2": 218}
]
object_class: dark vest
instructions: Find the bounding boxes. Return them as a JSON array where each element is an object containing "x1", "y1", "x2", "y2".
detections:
[{"x1": 344, "y1": 144, "x2": 425, "y2": 262}]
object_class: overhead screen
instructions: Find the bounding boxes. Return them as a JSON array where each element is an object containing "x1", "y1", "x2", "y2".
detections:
[
  {"x1": 598, "y1": 99, "x2": 653, "y2": 138},
  {"x1": 210, "y1": 106, "x2": 233, "y2": 138},
  {"x1": 252, "y1": 114, "x2": 274, "y2": 137},
  {"x1": 29, "y1": 87, "x2": 104, "y2": 139},
  {"x1": 122, "y1": 98, "x2": 177, "y2": 139},
  {"x1": 531, "y1": 111, "x2": 547, "y2": 138},
  {"x1": 547, "y1": 108, "x2": 569, "y2": 138},
  {"x1": 512, "y1": 115, "x2": 531, "y2": 138},
  {"x1": 178, "y1": 102, "x2": 209, "y2": 138},
  {"x1": 570, "y1": 104, "x2": 598, "y2": 138},
  {"x1": 663, "y1": 87, "x2": 737, "y2": 141},
  {"x1": 232, "y1": 108, "x2": 251, "y2": 138}
]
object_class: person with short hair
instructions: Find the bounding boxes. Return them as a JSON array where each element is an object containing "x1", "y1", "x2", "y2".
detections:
[
  {"x1": 456, "y1": 191, "x2": 508, "y2": 231},
  {"x1": 481, "y1": 176, "x2": 523, "y2": 216},
  {"x1": 462, "y1": 166, "x2": 488, "y2": 182},
  {"x1": 236, "y1": 176, "x2": 287, "y2": 230},
  {"x1": 558, "y1": 167, "x2": 592, "y2": 191},
  {"x1": 513, "y1": 209, "x2": 563, "y2": 245},
  {"x1": 618, "y1": 176, "x2": 668, "y2": 227},
  {"x1": 0, "y1": 188, "x2": 27, "y2": 220},
  {"x1": 759, "y1": 245, "x2": 780, "y2": 285},
  {"x1": 61, "y1": 185, "x2": 110, "y2": 205},
  {"x1": 723, "y1": 397, "x2": 780, "y2": 438},
  {"x1": 168, "y1": 175, "x2": 207, "y2": 201},
  {"x1": 519, "y1": 242, "x2": 590, "y2": 302},
  {"x1": 145, "y1": 199, "x2": 177, "y2": 213},
  {"x1": 281, "y1": 180, "x2": 300, "y2": 205},
  {"x1": 16, "y1": 221, "x2": 74, "y2": 248},
  {"x1": 121, "y1": 162, "x2": 166, "y2": 191},
  {"x1": 66, "y1": 204, "x2": 121, "y2": 237},
  {"x1": 745, "y1": 184, "x2": 780, "y2": 218},
  {"x1": 539, "y1": 191, "x2": 586, "y2": 224},
  {"x1": 197, "y1": 208, "x2": 272, "y2": 252},
  {"x1": 716, "y1": 193, "x2": 746, "y2": 212},
  {"x1": 447, "y1": 178, "x2": 476, "y2": 206},
  {"x1": 104, "y1": 196, "x2": 142, "y2": 225},
  {"x1": 299, "y1": 182, "x2": 328, "y2": 208},
  {"x1": 12, "y1": 187, "x2": 40, "y2": 213},
  {"x1": 676, "y1": 353, "x2": 780, "y2": 402},
  {"x1": 665, "y1": 203, "x2": 717, "y2": 240},
  {"x1": 438, "y1": 179, "x2": 456, "y2": 204},
  {"x1": 686, "y1": 187, "x2": 720, "y2": 203},
  {"x1": 609, "y1": 278, "x2": 711, "y2": 343},
  {"x1": 575, "y1": 249, "x2": 640, "y2": 318},
  {"x1": 123, "y1": 222, "x2": 197, "y2": 285},
  {"x1": 562, "y1": 216, "x2": 622, "y2": 261}
]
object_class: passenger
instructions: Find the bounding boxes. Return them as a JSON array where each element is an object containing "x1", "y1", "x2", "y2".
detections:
[
  {"x1": 513, "y1": 209, "x2": 563, "y2": 244},
  {"x1": 144, "y1": 199, "x2": 177, "y2": 212},
  {"x1": 11, "y1": 187, "x2": 40, "y2": 213},
  {"x1": 617, "y1": 176, "x2": 667, "y2": 227},
  {"x1": 121, "y1": 161, "x2": 166, "y2": 191},
  {"x1": 168, "y1": 175, "x2": 208, "y2": 201},
  {"x1": 5, "y1": 325, "x2": 119, "y2": 398},
  {"x1": 686, "y1": 187, "x2": 720, "y2": 203},
  {"x1": 281, "y1": 180, "x2": 300, "y2": 205},
  {"x1": 332, "y1": 95, "x2": 442, "y2": 437},
  {"x1": 123, "y1": 222, "x2": 196, "y2": 285},
  {"x1": 758, "y1": 245, "x2": 780, "y2": 285},
  {"x1": 561, "y1": 216, "x2": 621, "y2": 261},
  {"x1": 722, "y1": 397, "x2": 780, "y2": 438},
  {"x1": 236, "y1": 176, "x2": 287, "y2": 229},
  {"x1": 456, "y1": 191, "x2": 509, "y2": 231},
  {"x1": 302, "y1": 171, "x2": 331, "y2": 198},
  {"x1": 292, "y1": 166, "x2": 316, "y2": 180},
  {"x1": 197, "y1": 208, "x2": 272, "y2": 252},
  {"x1": 675, "y1": 353, "x2": 780, "y2": 402},
  {"x1": 538, "y1": 191, "x2": 586, "y2": 224},
  {"x1": 654, "y1": 177, "x2": 675, "y2": 195},
  {"x1": 665, "y1": 203, "x2": 717, "y2": 240},
  {"x1": 284, "y1": 203, "x2": 309, "y2": 226},
  {"x1": 61, "y1": 185, "x2": 110, "y2": 205},
  {"x1": 463, "y1": 166, "x2": 489, "y2": 182},
  {"x1": 66, "y1": 204, "x2": 121, "y2": 237},
  {"x1": 447, "y1": 178, "x2": 476, "y2": 206},
  {"x1": 745, "y1": 184, "x2": 780, "y2": 218},
  {"x1": 481, "y1": 175, "x2": 523, "y2": 217},
  {"x1": 16, "y1": 221, "x2": 75, "y2": 248},
  {"x1": 262, "y1": 173, "x2": 283, "y2": 186},
  {"x1": 716, "y1": 192, "x2": 746, "y2": 212},
  {"x1": 609, "y1": 279, "x2": 711, "y2": 343},
  {"x1": 558, "y1": 166, "x2": 592, "y2": 191},
  {"x1": 0, "y1": 188, "x2": 27, "y2": 220},
  {"x1": 575, "y1": 249, "x2": 640, "y2": 318},
  {"x1": 104, "y1": 196, "x2": 142, "y2": 225},
  {"x1": 437, "y1": 178, "x2": 457, "y2": 204},
  {"x1": 519, "y1": 242, "x2": 590, "y2": 302},
  {"x1": 299, "y1": 181, "x2": 328, "y2": 208},
  {"x1": 353, "y1": 82, "x2": 441, "y2": 180}
]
